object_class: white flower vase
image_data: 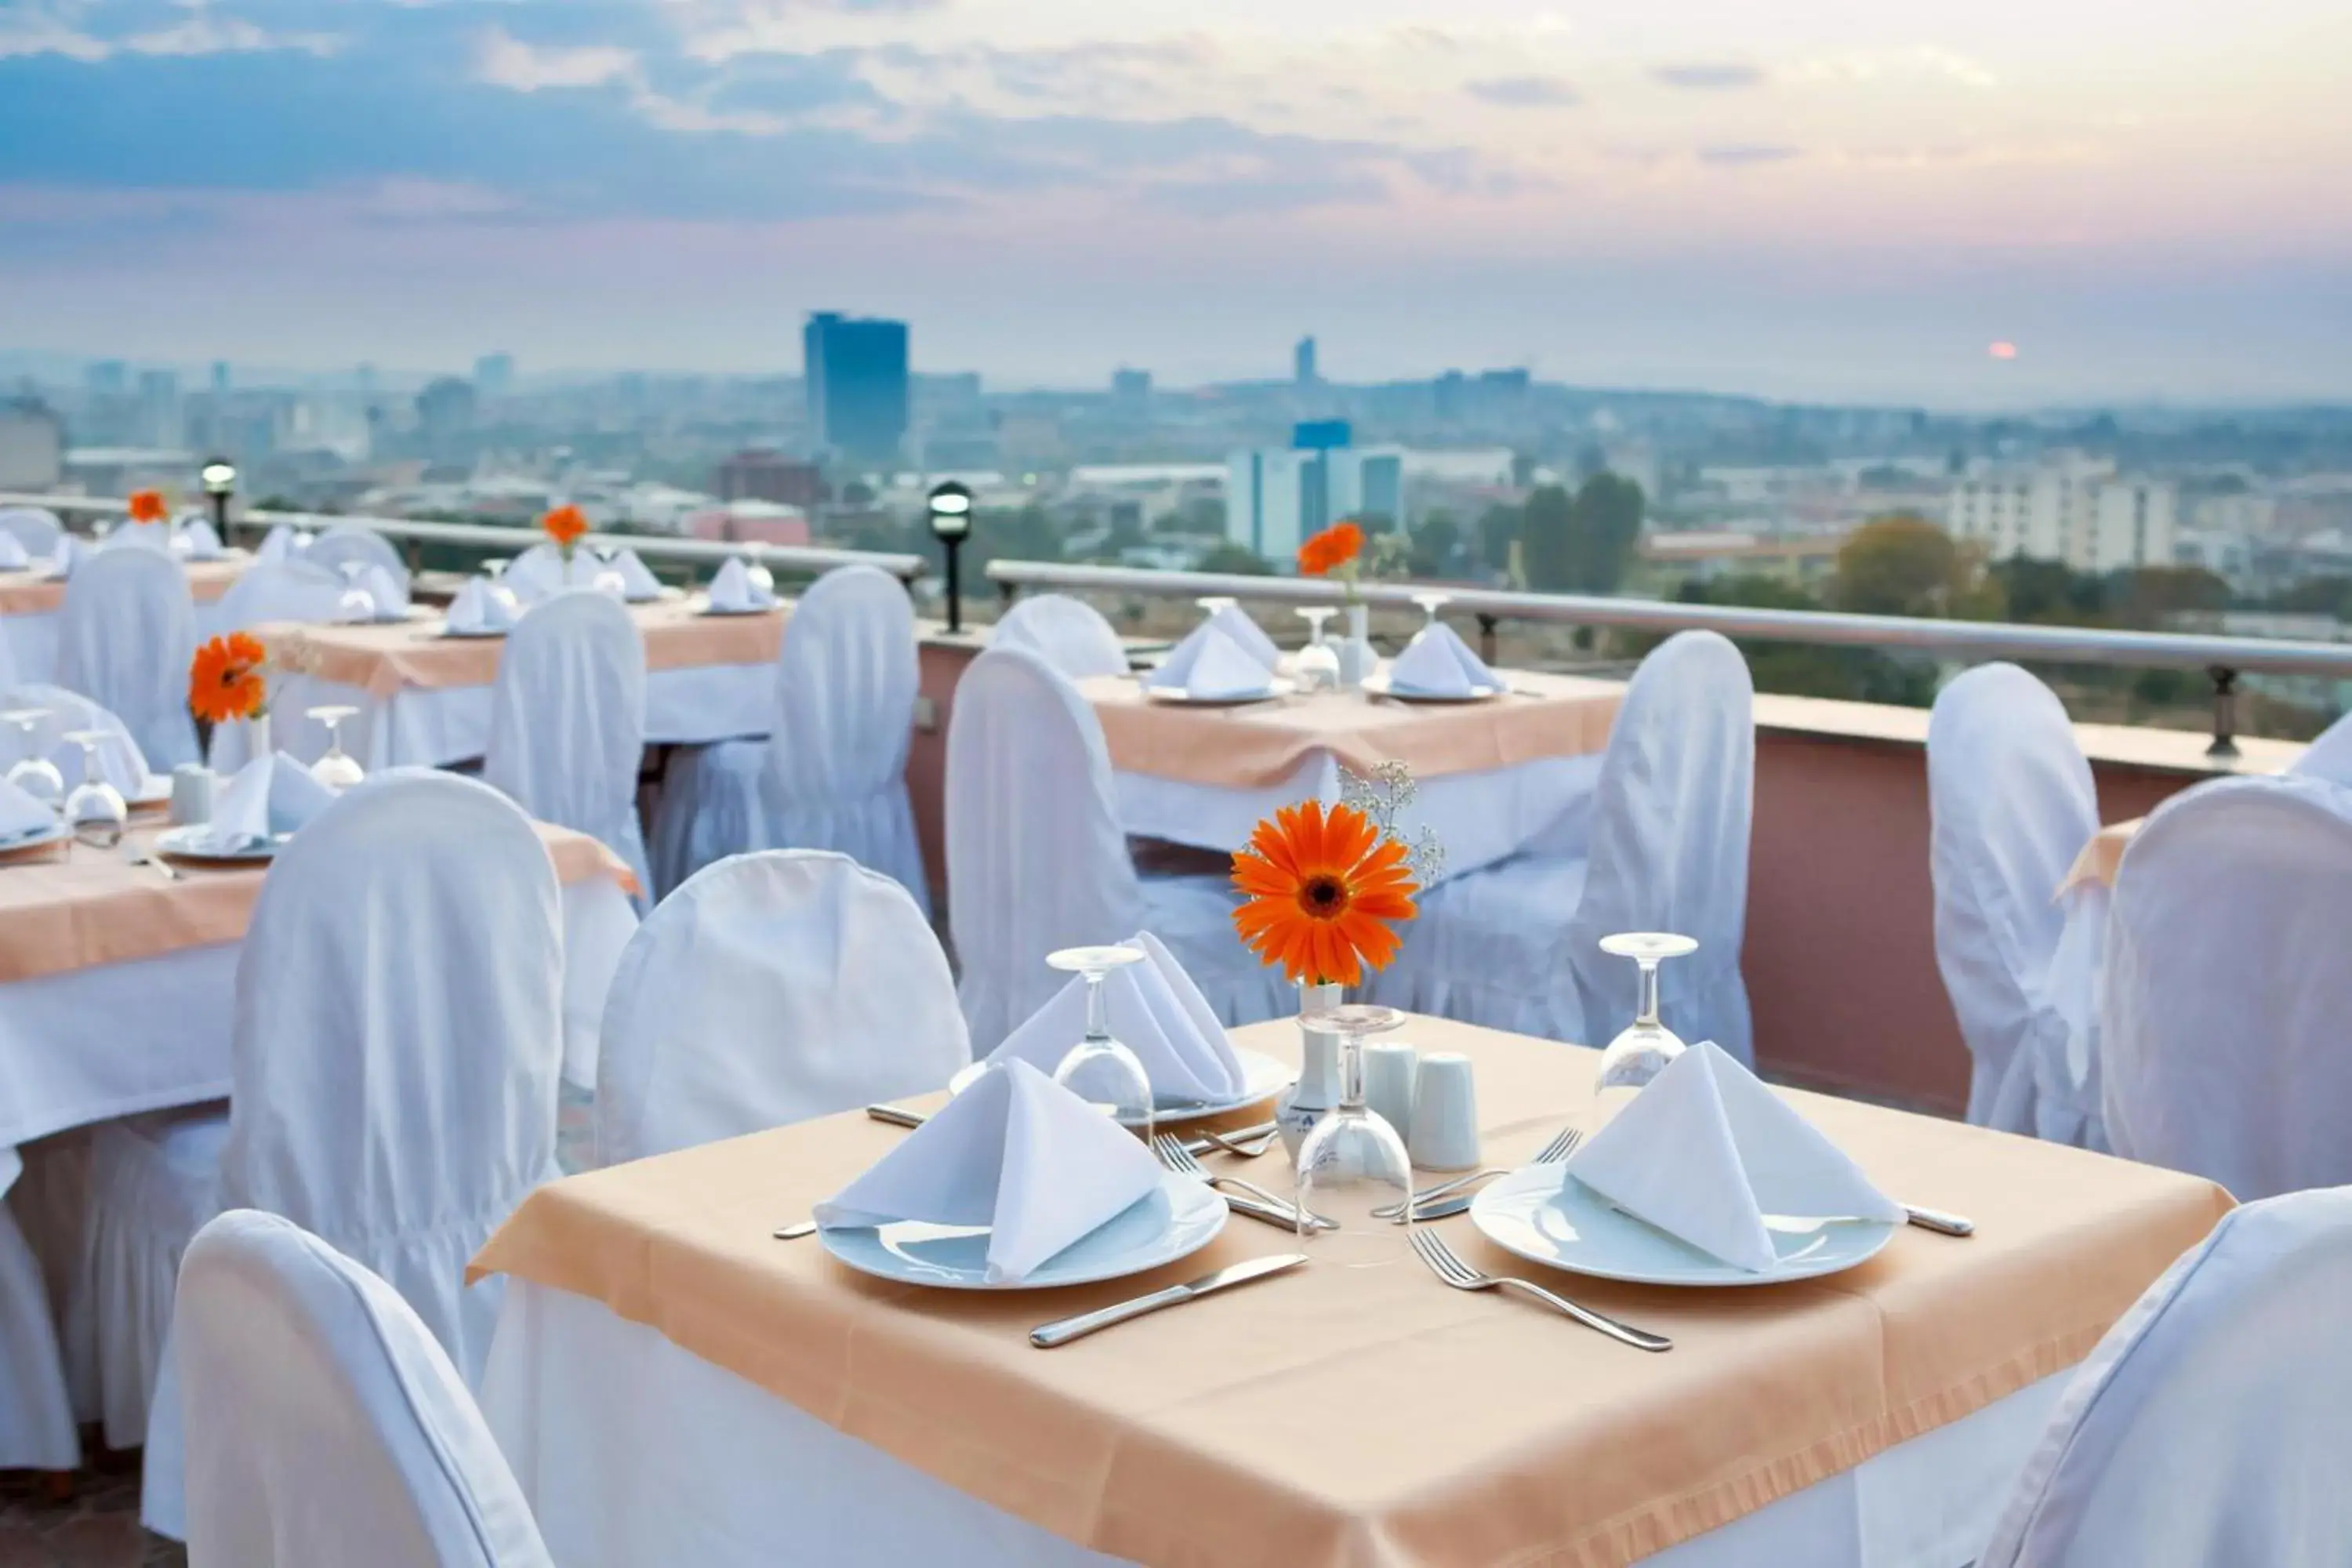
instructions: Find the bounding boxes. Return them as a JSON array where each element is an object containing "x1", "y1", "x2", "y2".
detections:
[
  {"x1": 1277, "y1": 981, "x2": 1347, "y2": 1160},
  {"x1": 1335, "y1": 602, "x2": 1375, "y2": 689},
  {"x1": 248, "y1": 711, "x2": 271, "y2": 760}
]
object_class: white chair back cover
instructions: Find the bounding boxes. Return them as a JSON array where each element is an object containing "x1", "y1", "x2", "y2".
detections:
[
  {"x1": 0, "y1": 682, "x2": 146, "y2": 789},
  {"x1": 220, "y1": 771, "x2": 562, "y2": 1377},
  {"x1": 1928, "y1": 663, "x2": 2100, "y2": 1136},
  {"x1": 2290, "y1": 707, "x2": 2352, "y2": 789},
  {"x1": 1979, "y1": 1186, "x2": 2352, "y2": 1567},
  {"x1": 597, "y1": 851, "x2": 970, "y2": 1167},
  {"x1": 100, "y1": 522, "x2": 173, "y2": 554},
  {"x1": 0, "y1": 507, "x2": 63, "y2": 554},
  {"x1": 946, "y1": 646, "x2": 1142, "y2": 1051},
  {"x1": 303, "y1": 526, "x2": 411, "y2": 594},
  {"x1": 2100, "y1": 774, "x2": 2352, "y2": 1199},
  {"x1": 177, "y1": 1210, "x2": 552, "y2": 1568},
  {"x1": 1565, "y1": 630, "x2": 1755, "y2": 1065},
  {"x1": 0, "y1": 1150, "x2": 77, "y2": 1470},
  {"x1": 56, "y1": 545, "x2": 198, "y2": 768},
  {"x1": 758, "y1": 564, "x2": 930, "y2": 913},
  {"x1": 214, "y1": 559, "x2": 345, "y2": 630},
  {"x1": 992, "y1": 594, "x2": 1129, "y2": 679},
  {"x1": 481, "y1": 590, "x2": 652, "y2": 901}
]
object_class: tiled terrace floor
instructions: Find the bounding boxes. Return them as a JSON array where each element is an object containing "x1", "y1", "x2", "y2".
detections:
[{"x1": 0, "y1": 1458, "x2": 181, "y2": 1567}]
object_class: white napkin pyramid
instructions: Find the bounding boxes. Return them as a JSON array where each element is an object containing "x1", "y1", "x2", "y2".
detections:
[
  {"x1": 176, "y1": 519, "x2": 225, "y2": 561},
  {"x1": 985, "y1": 932, "x2": 1251, "y2": 1103},
  {"x1": 1146, "y1": 626, "x2": 1276, "y2": 699},
  {"x1": 445, "y1": 578, "x2": 518, "y2": 635},
  {"x1": 706, "y1": 557, "x2": 777, "y2": 612},
  {"x1": 500, "y1": 544, "x2": 572, "y2": 604},
  {"x1": 609, "y1": 548, "x2": 663, "y2": 602},
  {"x1": 0, "y1": 775, "x2": 54, "y2": 841},
  {"x1": 1387, "y1": 622, "x2": 1500, "y2": 697},
  {"x1": 1564, "y1": 1041, "x2": 1904, "y2": 1272},
  {"x1": 0, "y1": 533, "x2": 27, "y2": 572},
  {"x1": 1204, "y1": 604, "x2": 1280, "y2": 668},
  {"x1": 203, "y1": 750, "x2": 336, "y2": 851},
  {"x1": 815, "y1": 1058, "x2": 1166, "y2": 1283},
  {"x1": 256, "y1": 524, "x2": 303, "y2": 564},
  {"x1": 1149, "y1": 608, "x2": 1279, "y2": 691}
]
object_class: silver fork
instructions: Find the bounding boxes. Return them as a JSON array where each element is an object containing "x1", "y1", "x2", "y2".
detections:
[
  {"x1": 1153, "y1": 1134, "x2": 1334, "y2": 1231},
  {"x1": 1409, "y1": 1230, "x2": 1670, "y2": 1352},
  {"x1": 1190, "y1": 1123, "x2": 1281, "y2": 1158},
  {"x1": 1374, "y1": 1127, "x2": 1581, "y2": 1220}
]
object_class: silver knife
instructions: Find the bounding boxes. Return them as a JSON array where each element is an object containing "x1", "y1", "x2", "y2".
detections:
[
  {"x1": 867, "y1": 1104, "x2": 1279, "y2": 1162},
  {"x1": 1904, "y1": 1203, "x2": 1975, "y2": 1237},
  {"x1": 1031, "y1": 1253, "x2": 1307, "y2": 1348}
]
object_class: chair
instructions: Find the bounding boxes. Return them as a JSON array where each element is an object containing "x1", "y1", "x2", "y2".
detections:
[
  {"x1": 176, "y1": 1210, "x2": 553, "y2": 1568},
  {"x1": 214, "y1": 559, "x2": 345, "y2": 631},
  {"x1": 595, "y1": 851, "x2": 969, "y2": 1167},
  {"x1": 649, "y1": 565, "x2": 929, "y2": 911},
  {"x1": 303, "y1": 525, "x2": 412, "y2": 597},
  {"x1": 991, "y1": 593, "x2": 1130, "y2": 679},
  {"x1": 1927, "y1": 663, "x2": 2103, "y2": 1143},
  {"x1": 0, "y1": 1148, "x2": 78, "y2": 1472},
  {"x1": 2291, "y1": 708, "x2": 2352, "y2": 789},
  {"x1": 78, "y1": 773, "x2": 564, "y2": 1535},
  {"x1": 482, "y1": 591, "x2": 652, "y2": 905},
  {"x1": 0, "y1": 507, "x2": 63, "y2": 556},
  {"x1": 1369, "y1": 630, "x2": 1755, "y2": 1062},
  {"x1": 2099, "y1": 773, "x2": 2352, "y2": 1200},
  {"x1": 56, "y1": 546, "x2": 199, "y2": 768},
  {"x1": 946, "y1": 646, "x2": 1288, "y2": 1053},
  {"x1": 1979, "y1": 1186, "x2": 2352, "y2": 1566},
  {"x1": 0, "y1": 683, "x2": 148, "y2": 791}
]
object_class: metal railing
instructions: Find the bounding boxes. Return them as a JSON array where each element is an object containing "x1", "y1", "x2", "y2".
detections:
[{"x1": 986, "y1": 560, "x2": 2352, "y2": 757}]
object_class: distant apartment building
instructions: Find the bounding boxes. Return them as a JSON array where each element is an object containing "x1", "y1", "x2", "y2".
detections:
[
  {"x1": 804, "y1": 312, "x2": 910, "y2": 467},
  {"x1": 137, "y1": 369, "x2": 182, "y2": 448},
  {"x1": 0, "y1": 401, "x2": 64, "y2": 491},
  {"x1": 414, "y1": 377, "x2": 477, "y2": 458},
  {"x1": 1639, "y1": 530, "x2": 1844, "y2": 591},
  {"x1": 715, "y1": 449, "x2": 822, "y2": 510},
  {"x1": 1947, "y1": 456, "x2": 2176, "y2": 574},
  {"x1": 1227, "y1": 421, "x2": 1407, "y2": 564},
  {"x1": 1294, "y1": 336, "x2": 1319, "y2": 387},
  {"x1": 474, "y1": 353, "x2": 516, "y2": 398}
]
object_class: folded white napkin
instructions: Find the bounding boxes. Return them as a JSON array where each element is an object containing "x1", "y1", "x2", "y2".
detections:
[
  {"x1": 1146, "y1": 626, "x2": 1275, "y2": 699},
  {"x1": 204, "y1": 751, "x2": 335, "y2": 851},
  {"x1": 1564, "y1": 1041, "x2": 1904, "y2": 1272},
  {"x1": 176, "y1": 519, "x2": 225, "y2": 561},
  {"x1": 445, "y1": 578, "x2": 519, "y2": 635},
  {"x1": 40, "y1": 536, "x2": 78, "y2": 580},
  {"x1": 1150, "y1": 608, "x2": 1279, "y2": 690},
  {"x1": 0, "y1": 534, "x2": 27, "y2": 572},
  {"x1": 332, "y1": 563, "x2": 407, "y2": 622},
  {"x1": 815, "y1": 1058, "x2": 1165, "y2": 1283},
  {"x1": 0, "y1": 775, "x2": 54, "y2": 840},
  {"x1": 985, "y1": 931, "x2": 1251, "y2": 1103},
  {"x1": 499, "y1": 544, "x2": 572, "y2": 604},
  {"x1": 707, "y1": 557, "x2": 777, "y2": 612},
  {"x1": 608, "y1": 549, "x2": 662, "y2": 602},
  {"x1": 255, "y1": 524, "x2": 307, "y2": 564},
  {"x1": 1387, "y1": 622, "x2": 1500, "y2": 697},
  {"x1": 1206, "y1": 604, "x2": 1281, "y2": 668}
]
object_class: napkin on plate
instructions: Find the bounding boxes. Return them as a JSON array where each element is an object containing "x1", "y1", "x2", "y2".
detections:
[
  {"x1": 255, "y1": 524, "x2": 303, "y2": 564},
  {"x1": 0, "y1": 775, "x2": 54, "y2": 842},
  {"x1": 0, "y1": 533, "x2": 27, "y2": 572},
  {"x1": 1386, "y1": 622, "x2": 1500, "y2": 697},
  {"x1": 706, "y1": 557, "x2": 777, "y2": 612},
  {"x1": 1563, "y1": 1040, "x2": 1904, "y2": 1272},
  {"x1": 445, "y1": 578, "x2": 519, "y2": 636},
  {"x1": 331, "y1": 564, "x2": 408, "y2": 622},
  {"x1": 1204, "y1": 604, "x2": 1281, "y2": 668},
  {"x1": 500, "y1": 545, "x2": 572, "y2": 604},
  {"x1": 608, "y1": 548, "x2": 663, "y2": 602},
  {"x1": 176, "y1": 519, "x2": 225, "y2": 560},
  {"x1": 203, "y1": 751, "x2": 336, "y2": 851},
  {"x1": 1145, "y1": 626, "x2": 1275, "y2": 699},
  {"x1": 815, "y1": 1058, "x2": 1166, "y2": 1283},
  {"x1": 985, "y1": 931, "x2": 1251, "y2": 1103}
]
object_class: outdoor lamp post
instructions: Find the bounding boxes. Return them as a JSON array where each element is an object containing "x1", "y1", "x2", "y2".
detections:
[
  {"x1": 200, "y1": 458, "x2": 237, "y2": 533},
  {"x1": 927, "y1": 480, "x2": 974, "y2": 633}
]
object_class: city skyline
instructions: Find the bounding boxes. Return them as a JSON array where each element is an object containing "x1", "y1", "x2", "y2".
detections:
[{"x1": 2, "y1": 0, "x2": 2347, "y2": 407}]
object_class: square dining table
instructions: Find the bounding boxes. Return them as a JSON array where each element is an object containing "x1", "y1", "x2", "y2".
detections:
[{"x1": 471, "y1": 1014, "x2": 2228, "y2": 1568}]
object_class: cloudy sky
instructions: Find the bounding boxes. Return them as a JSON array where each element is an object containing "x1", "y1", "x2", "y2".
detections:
[{"x1": 2, "y1": 0, "x2": 2347, "y2": 404}]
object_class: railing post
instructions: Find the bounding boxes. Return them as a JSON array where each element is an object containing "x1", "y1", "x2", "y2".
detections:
[
  {"x1": 1475, "y1": 612, "x2": 1499, "y2": 666},
  {"x1": 2206, "y1": 666, "x2": 2240, "y2": 760}
]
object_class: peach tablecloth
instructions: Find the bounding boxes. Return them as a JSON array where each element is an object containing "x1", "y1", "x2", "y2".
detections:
[
  {"x1": 471, "y1": 1014, "x2": 2229, "y2": 1568},
  {"x1": 0, "y1": 821, "x2": 634, "y2": 984},
  {"x1": 2060, "y1": 818, "x2": 2142, "y2": 894},
  {"x1": 263, "y1": 597, "x2": 787, "y2": 699},
  {"x1": 1080, "y1": 670, "x2": 1623, "y2": 788},
  {"x1": 0, "y1": 554, "x2": 247, "y2": 616}
]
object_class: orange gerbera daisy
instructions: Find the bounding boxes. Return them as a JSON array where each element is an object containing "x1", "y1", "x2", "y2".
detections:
[
  {"x1": 128, "y1": 489, "x2": 168, "y2": 523},
  {"x1": 1295, "y1": 520, "x2": 1364, "y2": 578},
  {"x1": 1231, "y1": 799, "x2": 1419, "y2": 988},
  {"x1": 541, "y1": 503, "x2": 588, "y2": 550},
  {"x1": 189, "y1": 632, "x2": 268, "y2": 725}
]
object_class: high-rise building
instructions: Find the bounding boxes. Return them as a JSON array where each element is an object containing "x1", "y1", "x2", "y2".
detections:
[
  {"x1": 1112, "y1": 368, "x2": 1152, "y2": 405},
  {"x1": 0, "y1": 401, "x2": 64, "y2": 491},
  {"x1": 804, "y1": 312, "x2": 910, "y2": 467},
  {"x1": 414, "y1": 376, "x2": 477, "y2": 459},
  {"x1": 1294, "y1": 336, "x2": 1319, "y2": 387},
  {"x1": 210, "y1": 361, "x2": 230, "y2": 395},
  {"x1": 1226, "y1": 424, "x2": 1408, "y2": 563},
  {"x1": 474, "y1": 353, "x2": 516, "y2": 398},
  {"x1": 137, "y1": 368, "x2": 182, "y2": 448},
  {"x1": 1947, "y1": 455, "x2": 2176, "y2": 573},
  {"x1": 85, "y1": 361, "x2": 128, "y2": 397}
]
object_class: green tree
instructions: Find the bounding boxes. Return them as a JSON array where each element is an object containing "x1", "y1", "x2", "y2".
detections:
[
  {"x1": 1567, "y1": 473, "x2": 1645, "y2": 593},
  {"x1": 1476, "y1": 503, "x2": 1521, "y2": 574},
  {"x1": 2111, "y1": 565, "x2": 2229, "y2": 626},
  {"x1": 1193, "y1": 542, "x2": 1272, "y2": 575},
  {"x1": 1987, "y1": 555, "x2": 2105, "y2": 624},
  {"x1": 1832, "y1": 514, "x2": 1988, "y2": 618},
  {"x1": 1406, "y1": 510, "x2": 1463, "y2": 579},
  {"x1": 1518, "y1": 485, "x2": 1577, "y2": 592}
]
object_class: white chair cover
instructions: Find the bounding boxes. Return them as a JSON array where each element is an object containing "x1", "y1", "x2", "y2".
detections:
[
  {"x1": 214, "y1": 558, "x2": 345, "y2": 631},
  {"x1": 1980, "y1": 1186, "x2": 2352, "y2": 1567},
  {"x1": 303, "y1": 525, "x2": 412, "y2": 595},
  {"x1": 0, "y1": 1150, "x2": 78, "y2": 1471},
  {"x1": 56, "y1": 545, "x2": 199, "y2": 768},
  {"x1": 482, "y1": 591, "x2": 652, "y2": 905},
  {"x1": 177, "y1": 1209, "x2": 553, "y2": 1568},
  {"x1": 100, "y1": 522, "x2": 174, "y2": 554},
  {"x1": 648, "y1": 565, "x2": 930, "y2": 913},
  {"x1": 946, "y1": 646, "x2": 1285, "y2": 1053},
  {"x1": 2291, "y1": 708, "x2": 2352, "y2": 789},
  {"x1": 991, "y1": 594, "x2": 1129, "y2": 679},
  {"x1": 2099, "y1": 773, "x2": 2352, "y2": 1200},
  {"x1": 78, "y1": 771, "x2": 564, "y2": 1535},
  {"x1": 596, "y1": 851, "x2": 969, "y2": 1167},
  {"x1": 1928, "y1": 663, "x2": 2103, "y2": 1142},
  {"x1": 0, "y1": 506, "x2": 63, "y2": 555},
  {"x1": 1373, "y1": 630, "x2": 1755, "y2": 1062}
]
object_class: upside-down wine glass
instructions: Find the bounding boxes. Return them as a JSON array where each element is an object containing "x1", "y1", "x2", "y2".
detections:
[
  {"x1": 1408, "y1": 590, "x2": 1454, "y2": 644},
  {"x1": 1045, "y1": 945, "x2": 1155, "y2": 1145},
  {"x1": 590, "y1": 545, "x2": 629, "y2": 599},
  {"x1": 481, "y1": 557, "x2": 521, "y2": 617},
  {"x1": 1, "y1": 708, "x2": 64, "y2": 816},
  {"x1": 1293, "y1": 1001, "x2": 1414, "y2": 1265},
  {"x1": 1293, "y1": 606, "x2": 1340, "y2": 691},
  {"x1": 62, "y1": 731, "x2": 127, "y2": 849},
  {"x1": 1593, "y1": 932, "x2": 1700, "y2": 1097},
  {"x1": 307, "y1": 706, "x2": 365, "y2": 791},
  {"x1": 333, "y1": 561, "x2": 378, "y2": 624}
]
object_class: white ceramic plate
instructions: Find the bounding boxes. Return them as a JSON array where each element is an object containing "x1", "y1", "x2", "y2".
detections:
[
  {"x1": 154, "y1": 824, "x2": 289, "y2": 864},
  {"x1": 818, "y1": 1171, "x2": 1227, "y2": 1290},
  {"x1": 1470, "y1": 1163, "x2": 1900, "y2": 1287},
  {"x1": 696, "y1": 598, "x2": 779, "y2": 618},
  {"x1": 1140, "y1": 674, "x2": 1298, "y2": 706},
  {"x1": 0, "y1": 823, "x2": 69, "y2": 856},
  {"x1": 948, "y1": 1046, "x2": 1291, "y2": 1127},
  {"x1": 1360, "y1": 671, "x2": 1504, "y2": 703},
  {"x1": 436, "y1": 623, "x2": 511, "y2": 640}
]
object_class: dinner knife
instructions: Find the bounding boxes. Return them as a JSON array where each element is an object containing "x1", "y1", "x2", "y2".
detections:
[
  {"x1": 1030, "y1": 1253, "x2": 1308, "y2": 1348},
  {"x1": 866, "y1": 1104, "x2": 1280, "y2": 1162}
]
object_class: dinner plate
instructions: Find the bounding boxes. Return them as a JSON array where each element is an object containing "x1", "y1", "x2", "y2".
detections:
[
  {"x1": 1360, "y1": 671, "x2": 1504, "y2": 703},
  {"x1": 949, "y1": 1046, "x2": 1291, "y2": 1126},
  {"x1": 818, "y1": 1171, "x2": 1227, "y2": 1290},
  {"x1": 1470, "y1": 1163, "x2": 1900, "y2": 1287},
  {"x1": 1140, "y1": 675, "x2": 1298, "y2": 706},
  {"x1": 154, "y1": 824, "x2": 289, "y2": 864},
  {"x1": 0, "y1": 823, "x2": 69, "y2": 857},
  {"x1": 696, "y1": 601, "x2": 779, "y2": 618},
  {"x1": 436, "y1": 624, "x2": 511, "y2": 640}
]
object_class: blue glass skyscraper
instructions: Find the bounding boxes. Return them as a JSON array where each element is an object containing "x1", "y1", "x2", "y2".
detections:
[{"x1": 804, "y1": 312, "x2": 910, "y2": 466}]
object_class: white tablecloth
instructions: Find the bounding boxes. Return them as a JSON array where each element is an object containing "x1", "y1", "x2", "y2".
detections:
[{"x1": 481, "y1": 1280, "x2": 2065, "y2": 1568}]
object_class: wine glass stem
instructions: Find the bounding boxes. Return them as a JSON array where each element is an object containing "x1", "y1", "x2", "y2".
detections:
[
  {"x1": 1635, "y1": 958, "x2": 1661, "y2": 1029},
  {"x1": 1083, "y1": 971, "x2": 1109, "y2": 1044},
  {"x1": 1338, "y1": 1029, "x2": 1367, "y2": 1113}
]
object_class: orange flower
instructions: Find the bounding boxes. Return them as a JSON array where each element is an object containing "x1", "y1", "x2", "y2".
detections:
[
  {"x1": 541, "y1": 504, "x2": 588, "y2": 550},
  {"x1": 189, "y1": 632, "x2": 268, "y2": 725},
  {"x1": 1230, "y1": 799, "x2": 1419, "y2": 988},
  {"x1": 128, "y1": 490, "x2": 168, "y2": 524},
  {"x1": 1295, "y1": 521, "x2": 1364, "y2": 577}
]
